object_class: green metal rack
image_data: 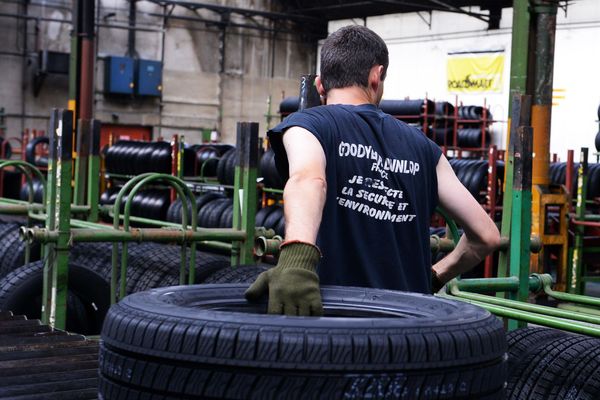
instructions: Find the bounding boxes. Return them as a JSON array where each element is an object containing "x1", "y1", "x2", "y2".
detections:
[{"x1": 0, "y1": 109, "x2": 264, "y2": 330}]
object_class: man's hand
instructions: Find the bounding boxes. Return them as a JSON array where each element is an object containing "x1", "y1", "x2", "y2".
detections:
[
  {"x1": 431, "y1": 269, "x2": 445, "y2": 293},
  {"x1": 245, "y1": 241, "x2": 323, "y2": 316}
]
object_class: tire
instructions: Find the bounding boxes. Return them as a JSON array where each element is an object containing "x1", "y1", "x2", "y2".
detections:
[
  {"x1": 203, "y1": 264, "x2": 272, "y2": 284},
  {"x1": 255, "y1": 204, "x2": 278, "y2": 228},
  {"x1": 133, "y1": 250, "x2": 231, "y2": 292},
  {"x1": 206, "y1": 198, "x2": 231, "y2": 228},
  {"x1": 506, "y1": 327, "x2": 568, "y2": 372},
  {"x1": 263, "y1": 205, "x2": 283, "y2": 230},
  {"x1": 553, "y1": 339, "x2": 600, "y2": 399},
  {"x1": 466, "y1": 162, "x2": 487, "y2": 201},
  {"x1": 217, "y1": 149, "x2": 235, "y2": 185},
  {"x1": 99, "y1": 285, "x2": 507, "y2": 400},
  {"x1": 0, "y1": 260, "x2": 110, "y2": 335},
  {"x1": 25, "y1": 136, "x2": 49, "y2": 168},
  {"x1": 0, "y1": 227, "x2": 41, "y2": 278},
  {"x1": 506, "y1": 333, "x2": 596, "y2": 400}
]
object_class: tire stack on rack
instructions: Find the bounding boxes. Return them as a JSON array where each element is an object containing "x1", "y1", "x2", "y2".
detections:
[
  {"x1": 456, "y1": 106, "x2": 493, "y2": 149},
  {"x1": 0, "y1": 136, "x2": 22, "y2": 200},
  {"x1": 448, "y1": 158, "x2": 504, "y2": 204},
  {"x1": 100, "y1": 187, "x2": 171, "y2": 222},
  {"x1": 431, "y1": 101, "x2": 455, "y2": 146},
  {"x1": 549, "y1": 162, "x2": 600, "y2": 200},
  {"x1": 101, "y1": 141, "x2": 235, "y2": 223},
  {"x1": 183, "y1": 143, "x2": 233, "y2": 177},
  {"x1": 17, "y1": 136, "x2": 49, "y2": 202}
]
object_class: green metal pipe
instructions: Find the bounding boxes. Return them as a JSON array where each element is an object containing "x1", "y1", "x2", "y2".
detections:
[
  {"x1": 440, "y1": 294, "x2": 600, "y2": 337},
  {"x1": 450, "y1": 285, "x2": 600, "y2": 326},
  {"x1": 451, "y1": 276, "x2": 542, "y2": 293},
  {"x1": 0, "y1": 202, "x2": 90, "y2": 214},
  {"x1": 0, "y1": 197, "x2": 35, "y2": 205},
  {"x1": 110, "y1": 173, "x2": 197, "y2": 299},
  {"x1": 27, "y1": 213, "x2": 110, "y2": 229},
  {"x1": 261, "y1": 187, "x2": 284, "y2": 194},
  {"x1": 104, "y1": 210, "x2": 183, "y2": 228},
  {"x1": 536, "y1": 273, "x2": 600, "y2": 308},
  {"x1": 558, "y1": 303, "x2": 600, "y2": 317},
  {"x1": 199, "y1": 240, "x2": 233, "y2": 253},
  {"x1": 255, "y1": 235, "x2": 283, "y2": 257},
  {"x1": 24, "y1": 227, "x2": 246, "y2": 244},
  {"x1": 435, "y1": 207, "x2": 460, "y2": 245},
  {"x1": 431, "y1": 235, "x2": 541, "y2": 254}
]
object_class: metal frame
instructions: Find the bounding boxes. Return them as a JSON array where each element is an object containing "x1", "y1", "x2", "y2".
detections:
[{"x1": 5, "y1": 112, "x2": 262, "y2": 329}]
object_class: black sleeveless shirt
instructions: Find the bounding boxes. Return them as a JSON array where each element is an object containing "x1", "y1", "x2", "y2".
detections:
[{"x1": 268, "y1": 103, "x2": 442, "y2": 293}]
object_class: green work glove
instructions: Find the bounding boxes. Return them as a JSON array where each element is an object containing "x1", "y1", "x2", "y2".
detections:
[{"x1": 245, "y1": 241, "x2": 323, "y2": 316}]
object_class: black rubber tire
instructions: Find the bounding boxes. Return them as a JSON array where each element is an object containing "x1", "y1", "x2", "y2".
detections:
[
  {"x1": 133, "y1": 250, "x2": 231, "y2": 292},
  {"x1": 552, "y1": 338, "x2": 600, "y2": 399},
  {"x1": 506, "y1": 327, "x2": 568, "y2": 372},
  {"x1": 0, "y1": 260, "x2": 110, "y2": 335},
  {"x1": 25, "y1": 136, "x2": 49, "y2": 168},
  {"x1": 274, "y1": 214, "x2": 286, "y2": 237},
  {"x1": 0, "y1": 227, "x2": 41, "y2": 278},
  {"x1": 506, "y1": 332, "x2": 597, "y2": 400},
  {"x1": 219, "y1": 203, "x2": 234, "y2": 228},
  {"x1": 225, "y1": 147, "x2": 238, "y2": 185},
  {"x1": 99, "y1": 284, "x2": 507, "y2": 400},
  {"x1": 263, "y1": 205, "x2": 283, "y2": 231},
  {"x1": 205, "y1": 198, "x2": 231, "y2": 228},
  {"x1": 203, "y1": 264, "x2": 272, "y2": 284},
  {"x1": 68, "y1": 241, "x2": 231, "y2": 296},
  {"x1": 255, "y1": 204, "x2": 278, "y2": 228},
  {"x1": 466, "y1": 162, "x2": 487, "y2": 201},
  {"x1": 217, "y1": 149, "x2": 235, "y2": 185}
]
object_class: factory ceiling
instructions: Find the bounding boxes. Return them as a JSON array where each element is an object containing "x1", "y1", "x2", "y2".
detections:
[{"x1": 278, "y1": 0, "x2": 515, "y2": 30}]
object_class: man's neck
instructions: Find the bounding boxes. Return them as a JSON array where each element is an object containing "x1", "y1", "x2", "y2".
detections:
[{"x1": 324, "y1": 86, "x2": 377, "y2": 106}]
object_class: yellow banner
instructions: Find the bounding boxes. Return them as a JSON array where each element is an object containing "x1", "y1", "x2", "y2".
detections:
[{"x1": 447, "y1": 52, "x2": 505, "y2": 93}]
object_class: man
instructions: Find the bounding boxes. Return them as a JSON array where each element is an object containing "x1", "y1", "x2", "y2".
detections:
[{"x1": 245, "y1": 25, "x2": 500, "y2": 316}]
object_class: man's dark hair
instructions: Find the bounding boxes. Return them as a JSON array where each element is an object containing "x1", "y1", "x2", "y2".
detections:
[{"x1": 320, "y1": 25, "x2": 389, "y2": 93}]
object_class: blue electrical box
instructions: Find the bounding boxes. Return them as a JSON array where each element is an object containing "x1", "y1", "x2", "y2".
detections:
[
  {"x1": 136, "y1": 59, "x2": 162, "y2": 97},
  {"x1": 104, "y1": 56, "x2": 134, "y2": 95}
]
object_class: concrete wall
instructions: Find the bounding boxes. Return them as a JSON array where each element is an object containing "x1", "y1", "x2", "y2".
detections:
[
  {"x1": 0, "y1": 0, "x2": 317, "y2": 145},
  {"x1": 328, "y1": 2, "x2": 600, "y2": 160}
]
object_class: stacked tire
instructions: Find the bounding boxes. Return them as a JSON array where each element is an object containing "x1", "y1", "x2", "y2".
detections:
[
  {"x1": 0, "y1": 219, "x2": 41, "y2": 280},
  {"x1": 105, "y1": 140, "x2": 172, "y2": 175},
  {"x1": 255, "y1": 203, "x2": 285, "y2": 236},
  {"x1": 549, "y1": 162, "x2": 600, "y2": 199},
  {"x1": 99, "y1": 188, "x2": 171, "y2": 222},
  {"x1": 99, "y1": 284, "x2": 507, "y2": 399},
  {"x1": 448, "y1": 158, "x2": 504, "y2": 204},
  {"x1": 0, "y1": 240, "x2": 231, "y2": 335},
  {"x1": 184, "y1": 144, "x2": 233, "y2": 177},
  {"x1": 506, "y1": 327, "x2": 600, "y2": 399}
]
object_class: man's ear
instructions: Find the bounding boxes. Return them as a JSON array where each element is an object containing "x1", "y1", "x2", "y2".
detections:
[
  {"x1": 315, "y1": 76, "x2": 326, "y2": 97},
  {"x1": 369, "y1": 65, "x2": 384, "y2": 93}
]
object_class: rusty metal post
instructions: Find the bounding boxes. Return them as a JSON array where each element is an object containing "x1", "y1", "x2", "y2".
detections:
[
  {"x1": 74, "y1": 0, "x2": 95, "y2": 207},
  {"x1": 531, "y1": 0, "x2": 557, "y2": 186}
]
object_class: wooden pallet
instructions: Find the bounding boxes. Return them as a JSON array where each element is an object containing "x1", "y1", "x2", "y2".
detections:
[{"x1": 0, "y1": 310, "x2": 98, "y2": 399}]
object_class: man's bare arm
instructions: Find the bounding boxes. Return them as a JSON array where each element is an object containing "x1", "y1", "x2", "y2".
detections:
[
  {"x1": 433, "y1": 155, "x2": 500, "y2": 284},
  {"x1": 282, "y1": 126, "x2": 327, "y2": 244}
]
